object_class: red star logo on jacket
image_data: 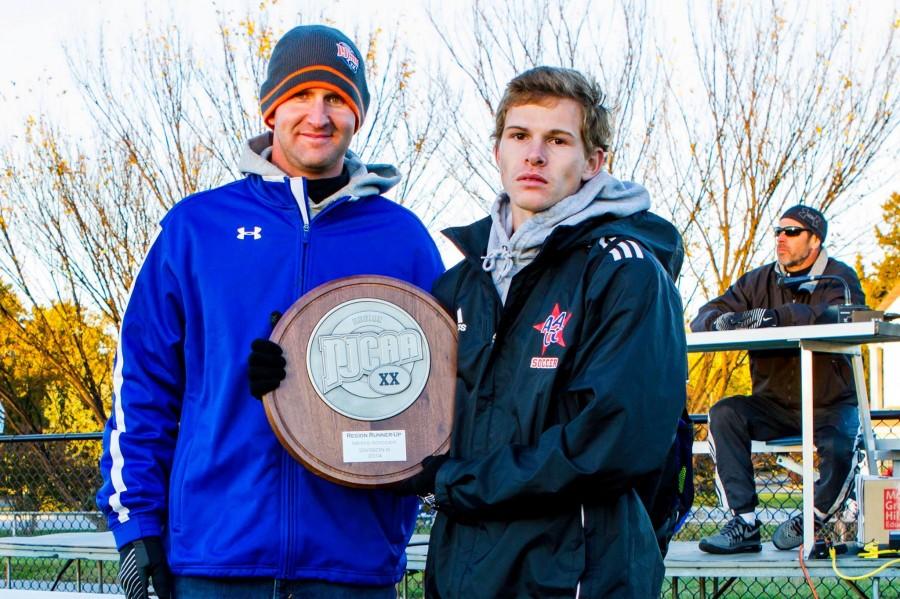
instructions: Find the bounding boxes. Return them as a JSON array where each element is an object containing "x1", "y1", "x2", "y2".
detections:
[{"x1": 533, "y1": 303, "x2": 572, "y2": 356}]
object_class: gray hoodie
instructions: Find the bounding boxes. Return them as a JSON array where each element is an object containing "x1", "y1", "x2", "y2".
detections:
[
  {"x1": 483, "y1": 170, "x2": 651, "y2": 303},
  {"x1": 238, "y1": 132, "x2": 402, "y2": 226},
  {"x1": 775, "y1": 246, "x2": 830, "y2": 294}
]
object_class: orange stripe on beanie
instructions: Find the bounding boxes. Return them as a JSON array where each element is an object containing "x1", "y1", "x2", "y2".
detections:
[{"x1": 260, "y1": 25, "x2": 369, "y2": 131}]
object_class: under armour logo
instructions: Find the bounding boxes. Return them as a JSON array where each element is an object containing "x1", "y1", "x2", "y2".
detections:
[
  {"x1": 378, "y1": 372, "x2": 400, "y2": 386},
  {"x1": 236, "y1": 226, "x2": 262, "y2": 240}
]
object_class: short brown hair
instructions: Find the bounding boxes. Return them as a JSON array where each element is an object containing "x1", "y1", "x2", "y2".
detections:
[{"x1": 493, "y1": 66, "x2": 612, "y2": 156}]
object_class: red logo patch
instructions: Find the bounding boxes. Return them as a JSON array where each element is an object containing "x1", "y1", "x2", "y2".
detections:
[
  {"x1": 336, "y1": 42, "x2": 360, "y2": 72},
  {"x1": 533, "y1": 303, "x2": 572, "y2": 356}
]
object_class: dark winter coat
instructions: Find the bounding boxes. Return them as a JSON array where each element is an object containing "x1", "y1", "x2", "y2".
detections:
[
  {"x1": 425, "y1": 211, "x2": 688, "y2": 599},
  {"x1": 690, "y1": 257, "x2": 864, "y2": 409}
]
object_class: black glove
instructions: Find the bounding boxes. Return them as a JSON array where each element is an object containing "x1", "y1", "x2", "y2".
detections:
[
  {"x1": 391, "y1": 454, "x2": 450, "y2": 497},
  {"x1": 118, "y1": 536, "x2": 173, "y2": 599},
  {"x1": 713, "y1": 308, "x2": 778, "y2": 331},
  {"x1": 248, "y1": 338, "x2": 287, "y2": 400}
]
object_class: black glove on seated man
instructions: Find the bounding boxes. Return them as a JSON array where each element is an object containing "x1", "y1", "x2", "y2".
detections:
[
  {"x1": 248, "y1": 339, "x2": 287, "y2": 400},
  {"x1": 713, "y1": 308, "x2": 779, "y2": 331},
  {"x1": 118, "y1": 536, "x2": 173, "y2": 599},
  {"x1": 391, "y1": 454, "x2": 450, "y2": 497}
]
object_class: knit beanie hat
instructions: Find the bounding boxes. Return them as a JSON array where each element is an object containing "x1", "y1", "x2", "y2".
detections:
[
  {"x1": 260, "y1": 25, "x2": 370, "y2": 131},
  {"x1": 781, "y1": 204, "x2": 827, "y2": 241}
]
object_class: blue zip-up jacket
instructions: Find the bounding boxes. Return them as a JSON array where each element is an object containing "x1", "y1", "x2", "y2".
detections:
[{"x1": 97, "y1": 134, "x2": 444, "y2": 583}]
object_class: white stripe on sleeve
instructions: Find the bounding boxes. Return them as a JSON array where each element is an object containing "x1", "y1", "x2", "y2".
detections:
[
  {"x1": 627, "y1": 239, "x2": 645, "y2": 259},
  {"x1": 108, "y1": 225, "x2": 164, "y2": 524}
]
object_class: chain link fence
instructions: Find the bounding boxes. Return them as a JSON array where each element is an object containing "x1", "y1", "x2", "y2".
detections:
[
  {"x1": 0, "y1": 416, "x2": 897, "y2": 596},
  {"x1": 667, "y1": 412, "x2": 900, "y2": 598}
]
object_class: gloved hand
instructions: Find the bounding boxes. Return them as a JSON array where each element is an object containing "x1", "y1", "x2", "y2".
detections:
[
  {"x1": 118, "y1": 536, "x2": 173, "y2": 599},
  {"x1": 391, "y1": 454, "x2": 450, "y2": 497},
  {"x1": 248, "y1": 339, "x2": 287, "y2": 400},
  {"x1": 713, "y1": 308, "x2": 778, "y2": 331}
]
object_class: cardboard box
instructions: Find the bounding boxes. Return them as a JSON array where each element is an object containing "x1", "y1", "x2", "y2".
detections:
[{"x1": 858, "y1": 475, "x2": 900, "y2": 545}]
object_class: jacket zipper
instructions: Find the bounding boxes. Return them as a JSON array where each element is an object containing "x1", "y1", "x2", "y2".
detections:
[
  {"x1": 280, "y1": 451, "x2": 292, "y2": 576},
  {"x1": 281, "y1": 176, "x2": 312, "y2": 576},
  {"x1": 451, "y1": 268, "x2": 497, "y2": 599},
  {"x1": 279, "y1": 181, "x2": 354, "y2": 575},
  {"x1": 463, "y1": 270, "x2": 501, "y2": 454},
  {"x1": 575, "y1": 504, "x2": 585, "y2": 598}
]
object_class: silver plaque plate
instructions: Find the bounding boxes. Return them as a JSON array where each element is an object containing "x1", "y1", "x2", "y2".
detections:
[{"x1": 306, "y1": 298, "x2": 431, "y2": 421}]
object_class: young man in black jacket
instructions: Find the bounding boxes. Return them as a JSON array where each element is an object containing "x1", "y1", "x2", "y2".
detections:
[
  {"x1": 399, "y1": 66, "x2": 688, "y2": 598},
  {"x1": 692, "y1": 205, "x2": 865, "y2": 554}
]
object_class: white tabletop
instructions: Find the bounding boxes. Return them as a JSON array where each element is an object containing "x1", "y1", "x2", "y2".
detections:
[{"x1": 687, "y1": 320, "x2": 900, "y2": 352}]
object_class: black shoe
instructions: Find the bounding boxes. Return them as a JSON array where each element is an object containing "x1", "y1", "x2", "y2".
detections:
[
  {"x1": 699, "y1": 516, "x2": 762, "y2": 554},
  {"x1": 772, "y1": 514, "x2": 823, "y2": 550}
]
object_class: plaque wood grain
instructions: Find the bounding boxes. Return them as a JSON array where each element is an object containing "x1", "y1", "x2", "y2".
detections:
[{"x1": 264, "y1": 275, "x2": 457, "y2": 488}]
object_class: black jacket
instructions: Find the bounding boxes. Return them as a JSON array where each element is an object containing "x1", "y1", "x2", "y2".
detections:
[
  {"x1": 426, "y1": 211, "x2": 688, "y2": 599},
  {"x1": 690, "y1": 256, "x2": 864, "y2": 409}
]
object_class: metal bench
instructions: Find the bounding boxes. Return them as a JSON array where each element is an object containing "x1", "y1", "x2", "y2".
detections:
[
  {"x1": 0, "y1": 531, "x2": 432, "y2": 594},
  {"x1": 692, "y1": 436, "x2": 803, "y2": 455}
]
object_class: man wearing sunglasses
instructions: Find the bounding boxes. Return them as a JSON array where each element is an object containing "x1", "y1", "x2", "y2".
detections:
[{"x1": 691, "y1": 204, "x2": 864, "y2": 554}]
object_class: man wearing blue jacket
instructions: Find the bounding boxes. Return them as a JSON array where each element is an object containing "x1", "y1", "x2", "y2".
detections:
[{"x1": 97, "y1": 25, "x2": 443, "y2": 599}]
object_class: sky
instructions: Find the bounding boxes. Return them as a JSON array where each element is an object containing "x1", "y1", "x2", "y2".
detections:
[
  {"x1": 0, "y1": 0, "x2": 429, "y2": 137},
  {"x1": 1, "y1": 0, "x2": 898, "y2": 269},
  {"x1": 0, "y1": 0, "x2": 691, "y2": 146}
]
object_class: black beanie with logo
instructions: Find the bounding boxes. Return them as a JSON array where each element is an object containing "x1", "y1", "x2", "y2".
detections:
[
  {"x1": 260, "y1": 25, "x2": 369, "y2": 131},
  {"x1": 781, "y1": 204, "x2": 827, "y2": 242}
]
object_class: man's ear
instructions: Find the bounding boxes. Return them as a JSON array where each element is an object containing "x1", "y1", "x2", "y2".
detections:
[
  {"x1": 493, "y1": 143, "x2": 500, "y2": 168},
  {"x1": 582, "y1": 149, "x2": 605, "y2": 181},
  {"x1": 811, "y1": 234, "x2": 823, "y2": 250}
]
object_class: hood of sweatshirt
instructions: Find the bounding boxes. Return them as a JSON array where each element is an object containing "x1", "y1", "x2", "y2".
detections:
[
  {"x1": 775, "y1": 246, "x2": 830, "y2": 294},
  {"x1": 238, "y1": 132, "x2": 401, "y2": 217},
  {"x1": 481, "y1": 170, "x2": 652, "y2": 303}
]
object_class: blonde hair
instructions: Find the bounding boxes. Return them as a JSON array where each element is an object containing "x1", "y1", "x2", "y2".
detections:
[{"x1": 493, "y1": 66, "x2": 612, "y2": 156}]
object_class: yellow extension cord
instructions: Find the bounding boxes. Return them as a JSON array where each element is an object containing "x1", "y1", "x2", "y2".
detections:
[{"x1": 829, "y1": 542, "x2": 900, "y2": 581}]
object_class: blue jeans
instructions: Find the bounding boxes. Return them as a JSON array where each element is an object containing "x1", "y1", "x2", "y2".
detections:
[{"x1": 174, "y1": 576, "x2": 397, "y2": 599}]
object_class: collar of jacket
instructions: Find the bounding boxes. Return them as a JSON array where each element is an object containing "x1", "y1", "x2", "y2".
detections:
[
  {"x1": 443, "y1": 213, "x2": 620, "y2": 264},
  {"x1": 443, "y1": 210, "x2": 685, "y2": 281},
  {"x1": 775, "y1": 246, "x2": 830, "y2": 293},
  {"x1": 238, "y1": 132, "x2": 402, "y2": 215}
]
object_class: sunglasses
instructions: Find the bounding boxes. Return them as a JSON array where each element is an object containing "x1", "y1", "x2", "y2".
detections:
[{"x1": 774, "y1": 226, "x2": 812, "y2": 237}]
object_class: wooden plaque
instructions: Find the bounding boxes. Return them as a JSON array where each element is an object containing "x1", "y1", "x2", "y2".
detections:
[{"x1": 264, "y1": 275, "x2": 457, "y2": 488}]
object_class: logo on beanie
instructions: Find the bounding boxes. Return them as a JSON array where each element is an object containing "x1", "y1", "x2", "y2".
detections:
[
  {"x1": 336, "y1": 42, "x2": 360, "y2": 73},
  {"x1": 797, "y1": 208, "x2": 823, "y2": 231}
]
